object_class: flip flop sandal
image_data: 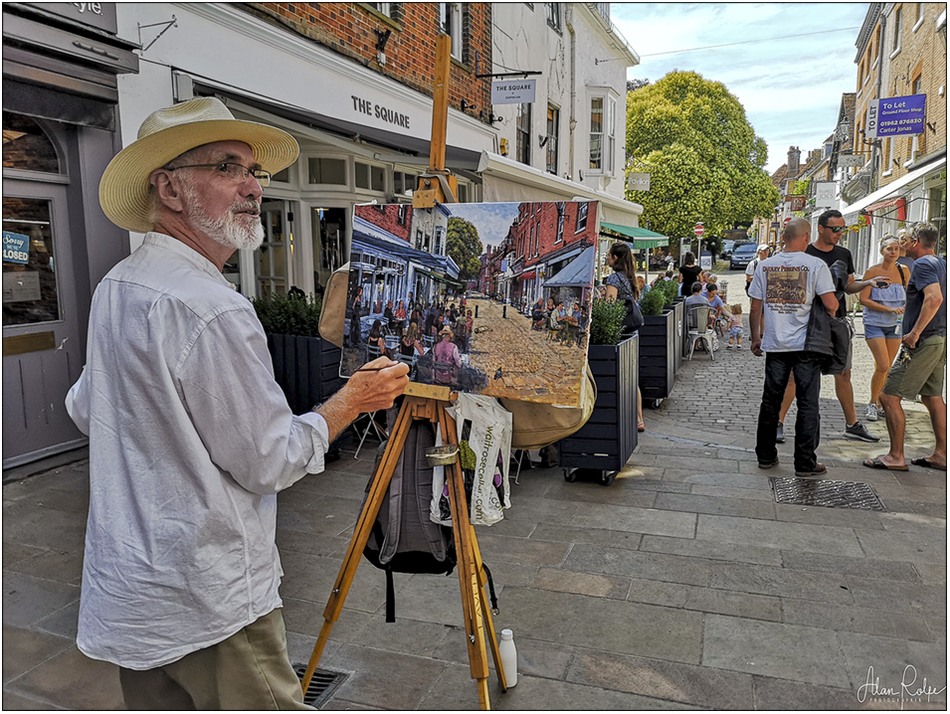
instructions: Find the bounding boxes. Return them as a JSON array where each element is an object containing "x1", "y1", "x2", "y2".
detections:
[
  {"x1": 863, "y1": 458, "x2": 909, "y2": 471},
  {"x1": 911, "y1": 457, "x2": 947, "y2": 471}
]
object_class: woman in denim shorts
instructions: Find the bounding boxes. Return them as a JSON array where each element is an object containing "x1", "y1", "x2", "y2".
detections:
[{"x1": 859, "y1": 237, "x2": 909, "y2": 421}]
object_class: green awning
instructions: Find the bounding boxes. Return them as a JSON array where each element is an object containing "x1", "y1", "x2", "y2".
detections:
[
  {"x1": 416, "y1": 268, "x2": 462, "y2": 288},
  {"x1": 600, "y1": 221, "x2": 669, "y2": 249}
]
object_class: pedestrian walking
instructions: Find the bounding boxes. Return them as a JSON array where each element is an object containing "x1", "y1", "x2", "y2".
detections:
[
  {"x1": 604, "y1": 242, "x2": 645, "y2": 431},
  {"x1": 863, "y1": 222, "x2": 947, "y2": 472},
  {"x1": 749, "y1": 218, "x2": 838, "y2": 477},
  {"x1": 745, "y1": 244, "x2": 769, "y2": 295},
  {"x1": 858, "y1": 237, "x2": 909, "y2": 422},
  {"x1": 776, "y1": 209, "x2": 891, "y2": 444},
  {"x1": 726, "y1": 303, "x2": 744, "y2": 349},
  {"x1": 805, "y1": 209, "x2": 894, "y2": 442},
  {"x1": 64, "y1": 97, "x2": 409, "y2": 710},
  {"x1": 679, "y1": 252, "x2": 702, "y2": 296}
]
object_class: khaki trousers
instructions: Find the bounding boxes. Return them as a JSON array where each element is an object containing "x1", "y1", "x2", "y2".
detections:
[{"x1": 119, "y1": 609, "x2": 313, "y2": 710}]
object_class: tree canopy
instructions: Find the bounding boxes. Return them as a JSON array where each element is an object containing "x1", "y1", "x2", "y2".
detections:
[
  {"x1": 446, "y1": 217, "x2": 482, "y2": 281},
  {"x1": 625, "y1": 71, "x2": 780, "y2": 248}
]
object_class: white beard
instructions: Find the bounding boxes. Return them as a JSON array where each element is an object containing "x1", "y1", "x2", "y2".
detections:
[{"x1": 181, "y1": 181, "x2": 264, "y2": 252}]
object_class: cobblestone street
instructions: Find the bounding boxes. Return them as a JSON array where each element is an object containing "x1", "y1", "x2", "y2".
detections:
[{"x1": 467, "y1": 297, "x2": 586, "y2": 406}]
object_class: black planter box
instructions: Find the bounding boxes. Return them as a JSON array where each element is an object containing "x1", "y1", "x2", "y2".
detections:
[
  {"x1": 558, "y1": 333, "x2": 639, "y2": 472},
  {"x1": 638, "y1": 310, "x2": 675, "y2": 401},
  {"x1": 265, "y1": 334, "x2": 344, "y2": 414}
]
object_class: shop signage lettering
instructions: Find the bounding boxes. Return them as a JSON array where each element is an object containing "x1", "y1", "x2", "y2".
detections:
[
  {"x1": 491, "y1": 79, "x2": 537, "y2": 105},
  {"x1": 351, "y1": 96, "x2": 411, "y2": 129},
  {"x1": 27, "y1": 2, "x2": 118, "y2": 33},
  {"x1": 3, "y1": 232, "x2": 30, "y2": 265},
  {"x1": 865, "y1": 94, "x2": 926, "y2": 138},
  {"x1": 626, "y1": 172, "x2": 651, "y2": 191}
]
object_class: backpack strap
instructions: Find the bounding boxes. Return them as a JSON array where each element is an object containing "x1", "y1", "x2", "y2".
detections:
[{"x1": 384, "y1": 567, "x2": 396, "y2": 623}]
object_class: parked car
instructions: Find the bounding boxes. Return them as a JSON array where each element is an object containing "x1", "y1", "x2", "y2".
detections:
[
  {"x1": 729, "y1": 242, "x2": 757, "y2": 270},
  {"x1": 721, "y1": 239, "x2": 736, "y2": 260}
]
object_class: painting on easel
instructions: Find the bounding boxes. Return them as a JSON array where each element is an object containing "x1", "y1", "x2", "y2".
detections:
[{"x1": 340, "y1": 201, "x2": 599, "y2": 408}]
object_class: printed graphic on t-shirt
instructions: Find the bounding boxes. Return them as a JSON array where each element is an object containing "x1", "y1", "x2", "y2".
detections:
[{"x1": 764, "y1": 265, "x2": 808, "y2": 313}]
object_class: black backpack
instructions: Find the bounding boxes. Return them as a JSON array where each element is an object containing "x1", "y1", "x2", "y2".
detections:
[
  {"x1": 361, "y1": 416, "x2": 500, "y2": 623},
  {"x1": 615, "y1": 273, "x2": 643, "y2": 334}
]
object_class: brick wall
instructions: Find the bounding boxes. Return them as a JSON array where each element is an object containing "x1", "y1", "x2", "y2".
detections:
[
  {"x1": 513, "y1": 202, "x2": 597, "y2": 268},
  {"x1": 244, "y1": 3, "x2": 492, "y2": 126},
  {"x1": 363, "y1": 203, "x2": 412, "y2": 241},
  {"x1": 877, "y1": 2, "x2": 947, "y2": 188}
]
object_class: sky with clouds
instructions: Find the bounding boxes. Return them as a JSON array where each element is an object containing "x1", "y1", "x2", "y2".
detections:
[
  {"x1": 611, "y1": 2, "x2": 871, "y2": 174},
  {"x1": 446, "y1": 202, "x2": 522, "y2": 251}
]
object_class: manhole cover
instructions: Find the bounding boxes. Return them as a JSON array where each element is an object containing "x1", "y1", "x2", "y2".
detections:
[
  {"x1": 294, "y1": 663, "x2": 347, "y2": 708},
  {"x1": 769, "y1": 477, "x2": 886, "y2": 511}
]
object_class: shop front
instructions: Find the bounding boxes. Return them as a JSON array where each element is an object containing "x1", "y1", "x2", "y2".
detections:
[
  {"x1": 3, "y1": 3, "x2": 138, "y2": 468},
  {"x1": 115, "y1": 3, "x2": 494, "y2": 303},
  {"x1": 842, "y1": 153, "x2": 947, "y2": 273}
]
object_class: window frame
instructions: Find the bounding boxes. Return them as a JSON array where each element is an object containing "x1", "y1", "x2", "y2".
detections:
[
  {"x1": 545, "y1": 104, "x2": 559, "y2": 175},
  {"x1": 441, "y1": 2, "x2": 463, "y2": 61},
  {"x1": 545, "y1": 2, "x2": 561, "y2": 31},
  {"x1": 890, "y1": 7, "x2": 902, "y2": 57},
  {"x1": 516, "y1": 102, "x2": 532, "y2": 165},
  {"x1": 587, "y1": 89, "x2": 618, "y2": 176}
]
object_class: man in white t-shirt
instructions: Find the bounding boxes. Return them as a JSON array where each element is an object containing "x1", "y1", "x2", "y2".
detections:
[
  {"x1": 745, "y1": 244, "x2": 770, "y2": 294},
  {"x1": 749, "y1": 218, "x2": 838, "y2": 477}
]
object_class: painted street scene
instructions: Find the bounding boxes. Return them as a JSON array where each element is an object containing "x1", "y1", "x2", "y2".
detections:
[{"x1": 342, "y1": 201, "x2": 597, "y2": 406}]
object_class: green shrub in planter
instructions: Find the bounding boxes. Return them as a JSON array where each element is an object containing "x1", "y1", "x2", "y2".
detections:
[
  {"x1": 589, "y1": 297, "x2": 626, "y2": 346},
  {"x1": 657, "y1": 278, "x2": 680, "y2": 305},
  {"x1": 639, "y1": 287, "x2": 667, "y2": 316},
  {"x1": 251, "y1": 292, "x2": 322, "y2": 337}
]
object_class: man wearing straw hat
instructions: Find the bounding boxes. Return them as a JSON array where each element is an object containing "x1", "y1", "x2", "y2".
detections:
[{"x1": 65, "y1": 97, "x2": 409, "y2": 709}]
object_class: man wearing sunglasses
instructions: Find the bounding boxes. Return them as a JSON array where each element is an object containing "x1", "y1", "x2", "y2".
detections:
[{"x1": 798, "y1": 209, "x2": 896, "y2": 442}]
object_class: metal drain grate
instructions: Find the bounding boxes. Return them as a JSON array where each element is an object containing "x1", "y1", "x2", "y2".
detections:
[
  {"x1": 293, "y1": 663, "x2": 347, "y2": 708},
  {"x1": 769, "y1": 477, "x2": 886, "y2": 511}
]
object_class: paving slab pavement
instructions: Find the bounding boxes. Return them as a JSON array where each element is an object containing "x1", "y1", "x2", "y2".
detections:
[{"x1": 3, "y1": 307, "x2": 946, "y2": 710}]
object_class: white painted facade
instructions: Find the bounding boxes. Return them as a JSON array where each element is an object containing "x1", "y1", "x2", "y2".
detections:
[{"x1": 483, "y1": 3, "x2": 643, "y2": 226}]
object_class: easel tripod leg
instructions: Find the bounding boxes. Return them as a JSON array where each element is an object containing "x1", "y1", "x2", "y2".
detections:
[
  {"x1": 439, "y1": 404, "x2": 494, "y2": 709},
  {"x1": 300, "y1": 400, "x2": 413, "y2": 696}
]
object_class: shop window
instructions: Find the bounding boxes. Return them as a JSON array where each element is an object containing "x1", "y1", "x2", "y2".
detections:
[
  {"x1": 440, "y1": 3, "x2": 462, "y2": 60},
  {"x1": 3, "y1": 196, "x2": 61, "y2": 326},
  {"x1": 2, "y1": 112, "x2": 60, "y2": 174},
  {"x1": 308, "y1": 157, "x2": 346, "y2": 185},
  {"x1": 355, "y1": 161, "x2": 386, "y2": 192},
  {"x1": 516, "y1": 103, "x2": 531, "y2": 165},
  {"x1": 394, "y1": 170, "x2": 418, "y2": 197},
  {"x1": 545, "y1": 105, "x2": 559, "y2": 174},
  {"x1": 272, "y1": 166, "x2": 291, "y2": 183}
]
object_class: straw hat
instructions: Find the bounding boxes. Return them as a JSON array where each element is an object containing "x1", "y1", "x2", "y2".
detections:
[
  {"x1": 99, "y1": 97, "x2": 299, "y2": 233},
  {"x1": 439, "y1": 327, "x2": 454, "y2": 337}
]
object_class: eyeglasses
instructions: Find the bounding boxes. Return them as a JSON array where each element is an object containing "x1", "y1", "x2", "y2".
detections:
[
  {"x1": 164, "y1": 162, "x2": 271, "y2": 187},
  {"x1": 823, "y1": 226, "x2": 846, "y2": 233}
]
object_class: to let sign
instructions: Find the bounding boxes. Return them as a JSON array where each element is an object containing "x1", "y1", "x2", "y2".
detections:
[
  {"x1": 492, "y1": 79, "x2": 537, "y2": 105},
  {"x1": 866, "y1": 94, "x2": 926, "y2": 138}
]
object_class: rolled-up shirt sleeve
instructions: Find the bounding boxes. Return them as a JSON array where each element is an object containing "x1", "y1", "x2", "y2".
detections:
[{"x1": 177, "y1": 306, "x2": 329, "y2": 495}]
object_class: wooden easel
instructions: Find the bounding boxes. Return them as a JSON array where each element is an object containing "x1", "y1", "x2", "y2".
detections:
[{"x1": 300, "y1": 36, "x2": 507, "y2": 709}]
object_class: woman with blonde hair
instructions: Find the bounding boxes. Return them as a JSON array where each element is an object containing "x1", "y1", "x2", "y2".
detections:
[{"x1": 859, "y1": 236, "x2": 909, "y2": 421}]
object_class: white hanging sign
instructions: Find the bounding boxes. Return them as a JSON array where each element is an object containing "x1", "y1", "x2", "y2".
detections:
[{"x1": 492, "y1": 79, "x2": 537, "y2": 105}]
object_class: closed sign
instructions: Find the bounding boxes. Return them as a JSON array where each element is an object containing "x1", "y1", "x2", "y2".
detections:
[{"x1": 3, "y1": 231, "x2": 30, "y2": 264}]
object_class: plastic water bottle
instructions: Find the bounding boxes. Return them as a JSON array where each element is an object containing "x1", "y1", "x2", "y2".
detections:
[{"x1": 498, "y1": 628, "x2": 518, "y2": 687}]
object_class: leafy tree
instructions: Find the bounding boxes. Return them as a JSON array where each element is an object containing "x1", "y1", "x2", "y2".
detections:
[
  {"x1": 446, "y1": 217, "x2": 482, "y2": 281},
  {"x1": 626, "y1": 71, "x2": 780, "y2": 254}
]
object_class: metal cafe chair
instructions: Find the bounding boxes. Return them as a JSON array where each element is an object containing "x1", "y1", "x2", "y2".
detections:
[{"x1": 686, "y1": 305, "x2": 715, "y2": 361}]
